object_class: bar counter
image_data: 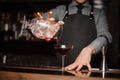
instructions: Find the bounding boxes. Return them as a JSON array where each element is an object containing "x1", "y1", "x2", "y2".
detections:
[{"x1": 0, "y1": 66, "x2": 120, "y2": 80}]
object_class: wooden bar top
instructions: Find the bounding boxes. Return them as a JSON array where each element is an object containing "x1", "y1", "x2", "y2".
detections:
[{"x1": 0, "y1": 66, "x2": 120, "y2": 80}]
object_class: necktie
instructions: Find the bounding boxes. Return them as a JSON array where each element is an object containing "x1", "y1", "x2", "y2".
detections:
[{"x1": 76, "y1": 4, "x2": 84, "y2": 14}]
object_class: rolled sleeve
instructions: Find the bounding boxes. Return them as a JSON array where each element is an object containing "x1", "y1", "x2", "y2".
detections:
[{"x1": 89, "y1": 8, "x2": 112, "y2": 53}]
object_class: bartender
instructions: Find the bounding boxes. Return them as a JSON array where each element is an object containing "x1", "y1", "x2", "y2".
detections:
[{"x1": 34, "y1": 0, "x2": 112, "y2": 71}]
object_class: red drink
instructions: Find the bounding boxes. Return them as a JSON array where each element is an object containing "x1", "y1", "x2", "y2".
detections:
[{"x1": 54, "y1": 45, "x2": 73, "y2": 56}]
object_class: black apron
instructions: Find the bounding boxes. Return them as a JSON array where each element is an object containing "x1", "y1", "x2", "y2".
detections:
[{"x1": 57, "y1": 7, "x2": 97, "y2": 66}]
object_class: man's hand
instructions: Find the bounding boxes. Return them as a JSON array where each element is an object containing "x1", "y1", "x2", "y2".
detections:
[
  {"x1": 36, "y1": 11, "x2": 64, "y2": 26},
  {"x1": 31, "y1": 11, "x2": 64, "y2": 41},
  {"x1": 65, "y1": 46, "x2": 95, "y2": 71}
]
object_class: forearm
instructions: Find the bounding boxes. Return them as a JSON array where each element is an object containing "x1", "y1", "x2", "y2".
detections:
[
  {"x1": 89, "y1": 36, "x2": 110, "y2": 54},
  {"x1": 91, "y1": 8, "x2": 112, "y2": 53}
]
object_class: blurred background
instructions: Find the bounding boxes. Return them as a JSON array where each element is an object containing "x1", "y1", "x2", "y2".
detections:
[{"x1": 0, "y1": 0, "x2": 120, "y2": 69}]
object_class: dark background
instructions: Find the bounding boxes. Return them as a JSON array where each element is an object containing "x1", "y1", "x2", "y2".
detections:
[{"x1": 0, "y1": 0, "x2": 120, "y2": 69}]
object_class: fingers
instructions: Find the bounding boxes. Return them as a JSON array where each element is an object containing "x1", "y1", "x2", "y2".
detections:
[
  {"x1": 49, "y1": 18, "x2": 55, "y2": 24},
  {"x1": 58, "y1": 21, "x2": 64, "y2": 26},
  {"x1": 47, "y1": 11, "x2": 64, "y2": 25},
  {"x1": 35, "y1": 11, "x2": 64, "y2": 26},
  {"x1": 47, "y1": 11, "x2": 53, "y2": 23},
  {"x1": 53, "y1": 21, "x2": 64, "y2": 27},
  {"x1": 36, "y1": 12, "x2": 43, "y2": 20},
  {"x1": 87, "y1": 64, "x2": 92, "y2": 71},
  {"x1": 65, "y1": 62, "x2": 92, "y2": 72},
  {"x1": 76, "y1": 63, "x2": 92, "y2": 71},
  {"x1": 47, "y1": 11, "x2": 53, "y2": 19},
  {"x1": 76, "y1": 64, "x2": 82, "y2": 71},
  {"x1": 65, "y1": 64, "x2": 77, "y2": 71},
  {"x1": 47, "y1": 11, "x2": 56, "y2": 24},
  {"x1": 35, "y1": 11, "x2": 52, "y2": 21}
]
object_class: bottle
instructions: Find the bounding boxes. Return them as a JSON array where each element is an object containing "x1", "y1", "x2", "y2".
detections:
[
  {"x1": 13, "y1": 23, "x2": 18, "y2": 40},
  {"x1": 0, "y1": 12, "x2": 5, "y2": 42},
  {"x1": 3, "y1": 23, "x2": 9, "y2": 41}
]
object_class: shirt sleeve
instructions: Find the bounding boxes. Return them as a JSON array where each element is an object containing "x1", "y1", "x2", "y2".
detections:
[
  {"x1": 42, "y1": 5, "x2": 66, "y2": 21},
  {"x1": 89, "y1": 8, "x2": 112, "y2": 53}
]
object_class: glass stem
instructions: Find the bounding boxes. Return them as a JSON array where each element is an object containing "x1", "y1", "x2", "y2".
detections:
[{"x1": 62, "y1": 55, "x2": 65, "y2": 71}]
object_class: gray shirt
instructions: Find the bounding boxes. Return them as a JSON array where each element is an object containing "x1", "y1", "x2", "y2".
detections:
[{"x1": 43, "y1": 1, "x2": 112, "y2": 53}]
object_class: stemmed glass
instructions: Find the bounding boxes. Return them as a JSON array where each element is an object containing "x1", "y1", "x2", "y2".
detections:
[{"x1": 54, "y1": 44, "x2": 74, "y2": 71}]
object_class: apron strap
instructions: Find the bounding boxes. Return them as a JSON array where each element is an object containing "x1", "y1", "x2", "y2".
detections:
[{"x1": 64, "y1": 3, "x2": 95, "y2": 20}]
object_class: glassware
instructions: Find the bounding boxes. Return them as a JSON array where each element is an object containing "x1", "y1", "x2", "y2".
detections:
[
  {"x1": 54, "y1": 44, "x2": 74, "y2": 71},
  {"x1": 100, "y1": 46, "x2": 108, "y2": 72},
  {"x1": 28, "y1": 18, "x2": 62, "y2": 41},
  {"x1": 19, "y1": 16, "x2": 63, "y2": 41}
]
